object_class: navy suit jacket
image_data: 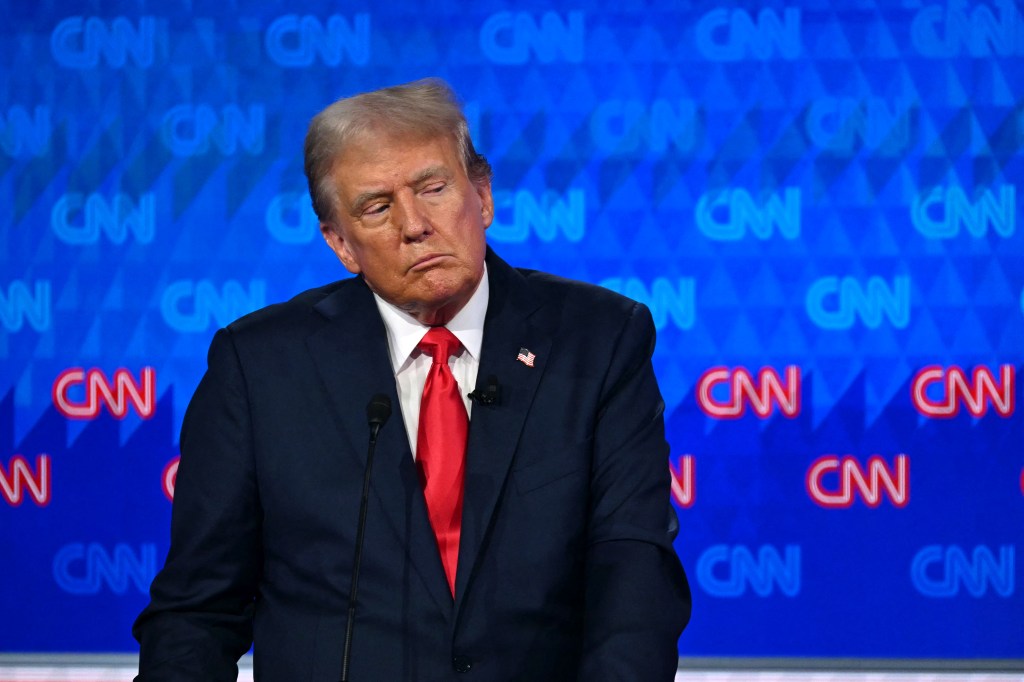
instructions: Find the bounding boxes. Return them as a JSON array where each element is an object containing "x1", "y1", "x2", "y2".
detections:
[{"x1": 134, "y1": 249, "x2": 691, "y2": 681}]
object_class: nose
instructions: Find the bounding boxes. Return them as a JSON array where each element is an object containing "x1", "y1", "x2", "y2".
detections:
[{"x1": 394, "y1": 192, "x2": 432, "y2": 241}]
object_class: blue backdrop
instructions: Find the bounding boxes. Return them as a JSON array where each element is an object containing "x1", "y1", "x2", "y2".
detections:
[{"x1": 1, "y1": 0, "x2": 1022, "y2": 661}]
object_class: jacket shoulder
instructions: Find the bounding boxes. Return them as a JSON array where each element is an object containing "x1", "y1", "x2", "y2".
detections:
[
  {"x1": 224, "y1": 277, "x2": 356, "y2": 339},
  {"x1": 516, "y1": 267, "x2": 644, "y2": 323}
]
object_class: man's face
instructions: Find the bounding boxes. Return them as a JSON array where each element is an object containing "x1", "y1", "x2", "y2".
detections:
[{"x1": 321, "y1": 130, "x2": 494, "y2": 326}]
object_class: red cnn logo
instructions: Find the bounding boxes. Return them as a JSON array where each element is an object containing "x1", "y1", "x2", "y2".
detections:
[
  {"x1": 670, "y1": 455, "x2": 695, "y2": 508},
  {"x1": 52, "y1": 367, "x2": 156, "y2": 419},
  {"x1": 697, "y1": 366, "x2": 800, "y2": 418},
  {"x1": 912, "y1": 365, "x2": 1015, "y2": 418},
  {"x1": 806, "y1": 455, "x2": 909, "y2": 508},
  {"x1": 163, "y1": 456, "x2": 179, "y2": 502},
  {"x1": 1, "y1": 455, "x2": 51, "y2": 507}
]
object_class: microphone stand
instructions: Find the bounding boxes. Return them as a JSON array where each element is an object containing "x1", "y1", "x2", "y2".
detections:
[{"x1": 340, "y1": 395, "x2": 391, "y2": 682}]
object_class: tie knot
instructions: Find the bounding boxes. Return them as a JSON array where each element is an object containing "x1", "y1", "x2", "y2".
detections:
[{"x1": 418, "y1": 327, "x2": 461, "y2": 363}]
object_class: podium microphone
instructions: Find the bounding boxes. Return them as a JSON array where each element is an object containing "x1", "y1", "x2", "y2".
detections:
[{"x1": 340, "y1": 394, "x2": 392, "y2": 682}]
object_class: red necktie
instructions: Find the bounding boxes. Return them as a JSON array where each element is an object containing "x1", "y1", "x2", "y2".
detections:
[{"x1": 416, "y1": 327, "x2": 468, "y2": 596}]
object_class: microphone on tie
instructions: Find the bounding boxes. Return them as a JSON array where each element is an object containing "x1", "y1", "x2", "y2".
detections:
[{"x1": 340, "y1": 394, "x2": 392, "y2": 682}]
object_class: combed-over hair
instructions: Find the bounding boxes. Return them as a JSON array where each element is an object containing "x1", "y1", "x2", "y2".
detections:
[{"x1": 303, "y1": 78, "x2": 492, "y2": 224}]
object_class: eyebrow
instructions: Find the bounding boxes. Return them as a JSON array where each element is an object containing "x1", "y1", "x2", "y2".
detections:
[
  {"x1": 349, "y1": 190, "x2": 390, "y2": 216},
  {"x1": 348, "y1": 166, "x2": 455, "y2": 217},
  {"x1": 411, "y1": 165, "x2": 453, "y2": 185}
]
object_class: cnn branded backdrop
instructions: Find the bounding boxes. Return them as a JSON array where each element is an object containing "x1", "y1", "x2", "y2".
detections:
[{"x1": 1, "y1": 0, "x2": 1022, "y2": 663}]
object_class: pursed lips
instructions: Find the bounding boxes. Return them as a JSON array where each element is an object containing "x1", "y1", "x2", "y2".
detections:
[{"x1": 409, "y1": 253, "x2": 451, "y2": 272}]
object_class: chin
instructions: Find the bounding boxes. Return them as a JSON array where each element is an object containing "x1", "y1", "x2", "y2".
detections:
[{"x1": 420, "y1": 267, "x2": 473, "y2": 294}]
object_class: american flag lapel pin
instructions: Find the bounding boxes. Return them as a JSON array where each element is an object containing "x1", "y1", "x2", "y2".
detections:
[{"x1": 516, "y1": 347, "x2": 536, "y2": 368}]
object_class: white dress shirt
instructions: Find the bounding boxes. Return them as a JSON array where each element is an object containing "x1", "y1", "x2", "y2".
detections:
[{"x1": 372, "y1": 265, "x2": 489, "y2": 459}]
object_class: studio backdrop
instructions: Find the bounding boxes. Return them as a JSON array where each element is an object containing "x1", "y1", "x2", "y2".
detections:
[{"x1": 1, "y1": 0, "x2": 1022, "y2": 663}]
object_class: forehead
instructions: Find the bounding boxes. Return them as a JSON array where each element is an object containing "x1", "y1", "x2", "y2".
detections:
[{"x1": 332, "y1": 130, "x2": 462, "y2": 188}]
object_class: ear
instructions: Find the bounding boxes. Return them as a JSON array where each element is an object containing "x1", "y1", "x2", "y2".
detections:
[
  {"x1": 475, "y1": 179, "x2": 494, "y2": 229},
  {"x1": 321, "y1": 222, "x2": 362, "y2": 274}
]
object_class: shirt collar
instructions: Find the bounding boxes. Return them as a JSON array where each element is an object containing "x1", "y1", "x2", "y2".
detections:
[{"x1": 372, "y1": 263, "x2": 489, "y2": 371}]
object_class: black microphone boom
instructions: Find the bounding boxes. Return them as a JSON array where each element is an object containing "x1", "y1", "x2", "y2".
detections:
[
  {"x1": 340, "y1": 393, "x2": 391, "y2": 682},
  {"x1": 366, "y1": 394, "x2": 392, "y2": 437}
]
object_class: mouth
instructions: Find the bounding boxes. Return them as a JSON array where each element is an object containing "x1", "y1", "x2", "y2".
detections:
[{"x1": 409, "y1": 253, "x2": 451, "y2": 272}]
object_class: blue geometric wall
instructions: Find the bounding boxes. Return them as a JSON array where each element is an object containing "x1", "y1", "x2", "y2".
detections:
[{"x1": 1, "y1": 0, "x2": 1022, "y2": 660}]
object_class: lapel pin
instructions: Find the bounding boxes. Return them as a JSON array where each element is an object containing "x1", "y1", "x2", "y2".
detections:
[{"x1": 516, "y1": 347, "x2": 536, "y2": 367}]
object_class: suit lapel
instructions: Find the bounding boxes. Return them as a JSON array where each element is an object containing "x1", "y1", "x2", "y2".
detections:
[
  {"x1": 454, "y1": 252, "x2": 554, "y2": 606},
  {"x1": 306, "y1": 278, "x2": 452, "y2": 614}
]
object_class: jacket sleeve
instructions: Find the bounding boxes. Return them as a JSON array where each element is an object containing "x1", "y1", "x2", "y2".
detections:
[
  {"x1": 133, "y1": 327, "x2": 261, "y2": 681},
  {"x1": 579, "y1": 302, "x2": 692, "y2": 681}
]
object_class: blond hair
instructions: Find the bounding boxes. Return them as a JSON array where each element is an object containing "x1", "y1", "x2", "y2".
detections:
[{"x1": 304, "y1": 78, "x2": 492, "y2": 223}]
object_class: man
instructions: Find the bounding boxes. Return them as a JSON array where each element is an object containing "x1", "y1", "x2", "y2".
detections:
[{"x1": 134, "y1": 78, "x2": 690, "y2": 681}]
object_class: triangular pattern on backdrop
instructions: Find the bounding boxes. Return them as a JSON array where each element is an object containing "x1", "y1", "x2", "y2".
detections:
[{"x1": 2, "y1": 2, "x2": 1022, "y2": 659}]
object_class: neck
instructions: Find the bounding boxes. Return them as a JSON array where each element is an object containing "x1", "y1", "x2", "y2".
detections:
[{"x1": 410, "y1": 301, "x2": 461, "y2": 327}]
